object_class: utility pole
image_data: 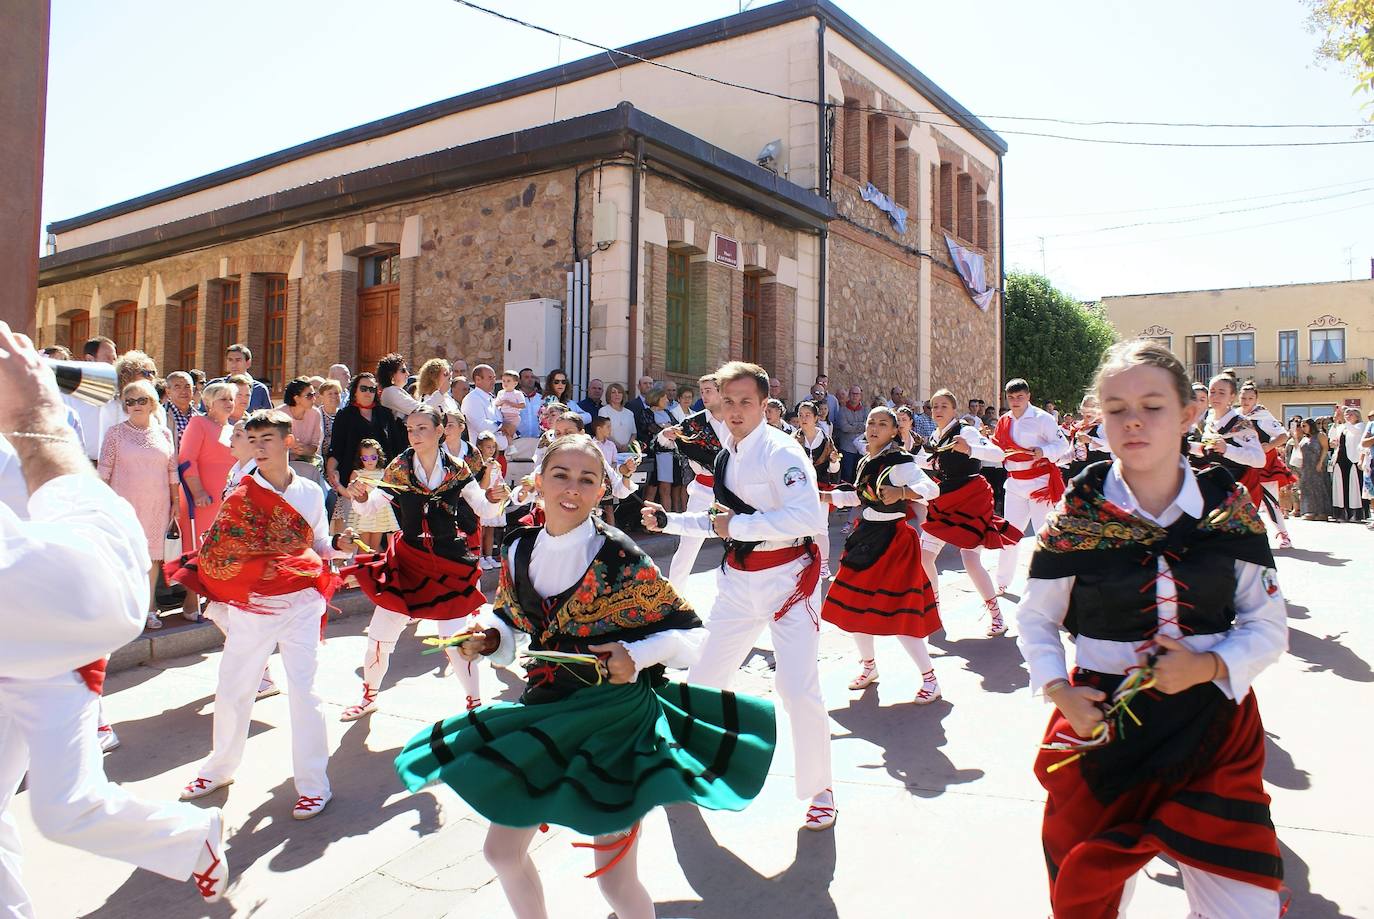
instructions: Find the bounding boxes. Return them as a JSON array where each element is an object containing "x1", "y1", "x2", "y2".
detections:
[
  {"x1": 1039, "y1": 236, "x2": 1047, "y2": 276},
  {"x1": 0, "y1": 0, "x2": 50, "y2": 334}
]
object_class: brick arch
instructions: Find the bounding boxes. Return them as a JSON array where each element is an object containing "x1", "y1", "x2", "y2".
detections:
[
  {"x1": 222, "y1": 254, "x2": 292, "y2": 278},
  {"x1": 156, "y1": 267, "x2": 214, "y2": 302},
  {"x1": 51, "y1": 293, "x2": 91, "y2": 319},
  {"x1": 340, "y1": 221, "x2": 404, "y2": 257},
  {"x1": 96, "y1": 284, "x2": 143, "y2": 312}
]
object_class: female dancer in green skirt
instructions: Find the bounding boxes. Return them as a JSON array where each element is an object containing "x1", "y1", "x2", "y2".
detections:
[{"x1": 394, "y1": 434, "x2": 776, "y2": 919}]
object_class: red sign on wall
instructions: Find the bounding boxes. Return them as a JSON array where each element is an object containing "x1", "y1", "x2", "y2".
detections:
[{"x1": 714, "y1": 235, "x2": 740, "y2": 269}]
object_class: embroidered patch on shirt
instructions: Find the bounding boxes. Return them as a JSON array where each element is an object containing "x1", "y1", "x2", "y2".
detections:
[
  {"x1": 782, "y1": 466, "x2": 806, "y2": 488},
  {"x1": 1262, "y1": 568, "x2": 1280, "y2": 597}
]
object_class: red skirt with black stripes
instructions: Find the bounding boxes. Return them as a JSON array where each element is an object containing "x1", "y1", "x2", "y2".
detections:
[
  {"x1": 923, "y1": 477, "x2": 1022, "y2": 550},
  {"x1": 1036, "y1": 677, "x2": 1281, "y2": 919},
  {"x1": 820, "y1": 519, "x2": 940, "y2": 638},
  {"x1": 345, "y1": 532, "x2": 483, "y2": 621}
]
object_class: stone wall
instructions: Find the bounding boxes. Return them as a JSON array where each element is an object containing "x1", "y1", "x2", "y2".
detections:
[
  {"x1": 825, "y1": 227, "x2": 921, "y2": 397},
  {"x1": 37, "y1": 171, "x2": 579, "y2": 390},
  {"x1": 929, "y1": 267, "x2": 999, "y2": 407}
]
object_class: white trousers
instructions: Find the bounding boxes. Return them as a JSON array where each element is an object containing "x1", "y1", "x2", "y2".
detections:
[
  {"x1": 1117, "y1": 866, "x2": 1281, "y2": 918},
  {"x1": 687, "y1": 559, "x2": 832, "y2": 799},
  {"x1": 997, "y1": 485, "x2": 1054, "y2": 589},
  {"x1": 198, "y1": 589, "x2": 330, "y2": 797},
  {"x1": 0, "y1": 674, "x2": 213, "y2": 918},
  {"x1": 668, "y1": 481, "x2": 715, "y2": 590},
  {"x1": 364, "y1": 607, "x2": 480, "y2": 698}
]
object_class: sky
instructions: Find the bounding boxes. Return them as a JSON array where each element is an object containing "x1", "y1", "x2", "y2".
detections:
[{"x1": 40, "y1": 0, "x2": 1374, "y2": 302}]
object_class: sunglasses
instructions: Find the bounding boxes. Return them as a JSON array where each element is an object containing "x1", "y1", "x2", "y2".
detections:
[
  {"x1": 138, "y1": 369, "x2": 156, "y2": 379},
  {"x1": 360, "y1": 454, "x2": 379, "y2": 462},
  {"x1": 305, "y1": 391, "x2": 318, "y2": 399},
  {"x1": 358, "y1": 385, "x2": 378, "y2": 393},
  {"x1": 551, "y1": 378, "x2": 567, "y2": 384},
  {"x1": 124, "y1": 397, "x2": 152, "y2": 407}
]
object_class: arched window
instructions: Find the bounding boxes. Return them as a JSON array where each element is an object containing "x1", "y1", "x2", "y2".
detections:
[
  {"x1": 68, "y1": 313, "x2": 89, "y2": 352},
  {"x1": 358, "y1": 249, "x2": 401, "y2": 377},
  {"x1": 179, "y1": 292, "x2": 198, "y2": 372},
  {"x1": 112, "y1": 301, "x2": 138, "y2": 354},
  {"x1": 742, "y1": 271, "x2": 761, "y2": 364},
  {"x1": 264, "y1": 275, "x2": 288, "y2": 390},
  {"x1": 665, "y1": 249, "x2": 691, "y2": 374},
  {"x1": 220, "y1": 280, "x2": 241, "y2": 356}
]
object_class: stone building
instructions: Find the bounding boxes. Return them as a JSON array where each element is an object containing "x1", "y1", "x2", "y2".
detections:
[{"x1": 35, "y1": 0, "x2": 1005, "y2": 404}]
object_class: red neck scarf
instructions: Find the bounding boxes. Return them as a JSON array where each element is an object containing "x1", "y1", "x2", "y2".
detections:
[
  {"x1": 992, "y1": 413, "x2": 1066, "y2": 504},
  {"x1": 165, "y1": 475, "x2": 338, "y2": 612}
]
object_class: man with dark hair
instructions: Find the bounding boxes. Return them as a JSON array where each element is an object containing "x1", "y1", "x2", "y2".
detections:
[
  {"x1": 643, "y1": 360, "x2": 836, "y2": 832},
  {"x1": 206, "y1": 344, "x2": 270, "y2": 413},
  {"x1": 990, "y1": 378, "x2": 1069, "y2": 595},
  {"x1": 83, "y1": 337, "x2": 116, "y2": 363},
  {"x1": 41, "y1": 345, "x2": 71, "y2": 360},
  {"x1": 174, "y1": 408, "x2": 353, "y2": 821}
]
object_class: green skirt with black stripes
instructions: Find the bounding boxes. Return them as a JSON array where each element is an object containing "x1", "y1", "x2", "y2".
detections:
[{"x1": 394, "y1": 678, "x2": 777, "y2": 837}]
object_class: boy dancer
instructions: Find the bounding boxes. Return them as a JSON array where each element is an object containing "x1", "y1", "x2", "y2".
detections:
[
  {"x1": 643, "y1": 362, "x2": 837, "y2": 830},
  {"x1": 992, "y1": 378, "x2": 1070, "y2": 594},
  {"x1": 170, "y1": 410, "x2": 351, "y2": 820},
  {"x1": 655, "y1": 374, "x2": 728, "y2": 590}
]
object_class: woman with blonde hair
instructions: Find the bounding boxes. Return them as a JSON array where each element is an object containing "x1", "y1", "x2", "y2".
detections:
[
  {"x1": 99, "y1": 379, "x2": 179, "y2": 629},
  {"x1": 418, "y1": 358, "x2": 458, "y2": 413}
]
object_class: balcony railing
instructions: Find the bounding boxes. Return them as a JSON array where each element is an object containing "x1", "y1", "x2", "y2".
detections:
[{"x1": 1193, "y1": 357, "x2": 1374, "y2": 389}]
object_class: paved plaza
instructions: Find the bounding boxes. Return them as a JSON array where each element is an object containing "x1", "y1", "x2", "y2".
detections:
[{"x1": 11, "y1": 516, "x2": 1373, "y2": 918}]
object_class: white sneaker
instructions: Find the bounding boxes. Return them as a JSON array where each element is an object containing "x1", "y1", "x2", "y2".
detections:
[
  {"x1": 97, "y1": 724, "x2": 120, "y2": 753},
  {"x1": 292, "y1": 792, "x2": 331, "y2": 820},
  {"x1": 191, "y1": 808, "x2": 229, "y2": 903},
  {"x1": 180, "y1": 776, "x2": 233, "y2": 800}
]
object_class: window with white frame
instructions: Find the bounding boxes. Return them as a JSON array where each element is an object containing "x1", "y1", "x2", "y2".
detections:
[
  {"x1": 1310, "y1": 328, "x2": 1345, "y2": 364},
  {"x1": 1221, "y1": 332, "x2": 1254, "y2": 367}
]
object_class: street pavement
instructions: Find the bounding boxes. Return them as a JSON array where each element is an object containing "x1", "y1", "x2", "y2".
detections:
[{"x1": 11, "y1": 514, "x2": 1374, "y2": 918}]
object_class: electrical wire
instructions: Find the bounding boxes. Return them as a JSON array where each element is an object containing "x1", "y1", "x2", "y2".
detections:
[
  {"x1": 447, "y1": 0, "x2": 1374, "y2": 147},
  {"x1": 1012, "y1": 174, "x2": 1374, "y2": 219}
]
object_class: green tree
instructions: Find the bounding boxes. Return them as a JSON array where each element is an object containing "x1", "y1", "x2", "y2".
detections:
[
  {"x1": 1003, "y1": 271, "x2": 1117, "y2": 409},
  {"x1": 1306, "y1": 0, "x2": 1374, "y2": 110}
]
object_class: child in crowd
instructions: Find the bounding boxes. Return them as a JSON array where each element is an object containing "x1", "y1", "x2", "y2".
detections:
[
  {"x1": 493, "y1": 370, "x2": 526, "y2": 442},
  {"x1": 346, "y1": 438, "x2": 399, "y2": 553},
  {"x1": 475, "y1": 431, "x2": 505, "y2": 569}
]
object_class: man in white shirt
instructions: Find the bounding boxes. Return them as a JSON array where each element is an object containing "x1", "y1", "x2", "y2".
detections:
[
  {"x1": 0, "y1": 322, "x2": 228, "y2": 911},
  {"x1": 642, "y1": 361, "x2": 836, "y2": 831},
  {"x1": 64, "y1": 335, "x2": 116, "y2": 461},
  {"x1": 461, "y1": 364, "x2": 508, "y2": 454},
  {"x1": 991, "y1": 379, "x2": 1070, "y2": 593}
]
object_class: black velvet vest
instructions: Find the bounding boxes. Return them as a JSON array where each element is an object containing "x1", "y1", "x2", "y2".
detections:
[
  {"x1": 387, "y1": 449, "x2": 480, "y2": 563},
  {"x1": 1208, "y1": 413, "x2": 1252, "y2": 478},
  {"x1": 853, "y1": 448, "x2": 912, "y2": 513},
  {"x1": 929, "y1": 425, "x2": 983, "y2": 493},
  {"x1": 1028, "y1": 464, "x2": 1274, "y2": 643}
]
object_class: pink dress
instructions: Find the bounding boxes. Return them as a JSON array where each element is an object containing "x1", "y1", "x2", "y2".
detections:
[
  {"x1": 177, "y1": 415, "x2": 236, "y2": 548},
  {"x1": 98, "y1": 421, "x2": 178, "y2": 559}
]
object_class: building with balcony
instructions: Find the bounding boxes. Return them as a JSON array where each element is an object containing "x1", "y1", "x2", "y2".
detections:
[
  {"x1": 33, "y1": 0, "x2": 1006, "y2": 405},
  {"x1": 1101, "y1": 279, "x2": 1374, "y2": 422}
]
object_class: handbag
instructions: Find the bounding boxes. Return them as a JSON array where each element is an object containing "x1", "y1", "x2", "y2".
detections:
[{"x1": 163, "y1": 518, "x2": 183, "y2": 560}]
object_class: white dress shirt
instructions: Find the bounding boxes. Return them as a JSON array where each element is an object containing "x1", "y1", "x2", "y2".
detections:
[
  {"x1": 1015, "y1": 458, "x2": 1287, "y2": 702},
  {"x1": 461, "y1": 387, "x2": 508, "y2": 451},
  {"x1": 381, "y1": 385, "x2": 423, "y2": 418},
  {"x1": 1192, "y1": 408, "x2": 1265, "y2": 468},
  {"x1": 827, "y1": 453, "x2": 938, "y2": 520},
  {"x1": 663, "y1": 421, "x2": 826, "y2": 550},
  {"x1": 475, "y1": 516, "x2": 706, "y2": 675},
  {"x1": 0, "y1": 467, "x2": 149, "y2": 679},
  {"x1": 1001, "y1": 404, "x2": 1070, "y2": 476},
  {"x1": 916, "y1": 420, "x2": 1005, "y2": 468},
  {"x1": 1244, "y1": 407, "x2": 1286, "y2": 442}
]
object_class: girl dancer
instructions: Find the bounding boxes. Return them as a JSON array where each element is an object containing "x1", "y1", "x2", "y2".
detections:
[
  {"x1": 1016, "y1": 340, "x2": 1287, "y2": 918},
  {"x1": 821, "y1": 407, "x2": 943, "y2": 701},
  {"x1": 1238, "y1": 382, "x2": 1296, "y2": 547},
  {"x1": 341, "y1": 406, "x2": 508, "y2": 720},
  {"x1": 795, "y1": 399, "x2": 840, "y2": 577},
  {"x1": 395, "y1": 435, "x2": 775, "y2": 919},
  {"x1": 918, "y1": 390, "x2": 1021, "y2": 638}
]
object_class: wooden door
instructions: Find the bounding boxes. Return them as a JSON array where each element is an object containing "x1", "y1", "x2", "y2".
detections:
[{"x1": 358, "y1": 286, "x2": 399, "y2": 375}]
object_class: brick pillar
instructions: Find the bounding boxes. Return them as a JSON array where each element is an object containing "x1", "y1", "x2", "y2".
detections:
[
  {"x1": 842, "y1": 101, "x2": 867, "y2": 183},
  {"x1": 759, "y1": 279, "x2": 796, "y2": 383},
  {"x1": 644, "y1": 243, "x2": 668, "y2": 380},
  {"x1": 240, "y1": 273, "x2": 265, "y2": 367},
  {"x1": 197, "y1": 280, "x2": 222, "y2": 374},
  {"x1": 867, "y1": 113, "x2": 892, "y2": 195},
  {"x1": 325, "y1": 270, "x2": 359, "y2": 372},
  {"x1": 397, "y1": 256, "x2": 417, "y2": 362}
]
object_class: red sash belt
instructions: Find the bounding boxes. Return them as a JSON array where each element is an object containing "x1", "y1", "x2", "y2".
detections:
[
  {"x1": 1007, "y1": 460, "x2": 1066, "y2": 504},
  {"x1": 726, "y1": 542, "x2": 822, "y2": 624},
  {"x1": 76, "y1": 659, "x2": 107, "y2": 695},
  {"x1": 693, "y1": 473, "x2": 715, "y2": 487}
]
